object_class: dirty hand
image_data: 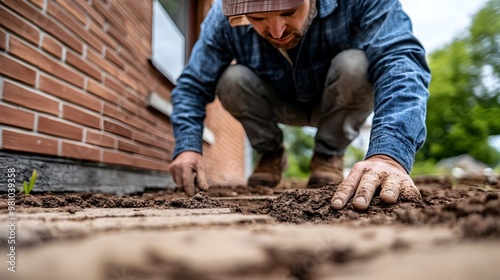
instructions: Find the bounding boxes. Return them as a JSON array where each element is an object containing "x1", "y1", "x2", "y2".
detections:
[
  {"x1": 331, "y1": 155, "x2": 421, "y2": 210},
  {"x1": 169, "y1": 151, "x2": 209, "y2": 196}
]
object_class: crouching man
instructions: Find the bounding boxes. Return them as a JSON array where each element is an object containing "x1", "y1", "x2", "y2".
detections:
[{"x1": 169, "y1": 0, "x2": 430, "y2": 210}]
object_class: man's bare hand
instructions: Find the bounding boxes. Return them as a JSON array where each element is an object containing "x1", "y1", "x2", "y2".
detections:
[
  {"x1": 169, "y1": 151, "x2": 209, "y2": 196},
  {"x1": 331, "y1": 155, "x2": 421, "y2": 210}
]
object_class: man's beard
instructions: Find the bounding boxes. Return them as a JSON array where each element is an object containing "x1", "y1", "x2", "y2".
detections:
[{"x1": 263, "y1": 0, "x2": 316, "y2": 49}]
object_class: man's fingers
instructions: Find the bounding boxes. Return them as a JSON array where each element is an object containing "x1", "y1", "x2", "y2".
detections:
[
  {"x1": 352, "y1": 171, "x2": 384, "y2": 210},
  {"x1": 195, "y1": 172, "x2": 209, "y2": 191},
  {"x1": 172, "y1": 171, "x2": 183, "y2": 188},
  {"x1": 331, "y1": 169, "x2": 362, "y2": 210},
  {"x1": 182, "y1": 168, "x2": 195, "y2": 197},
  {"x1": 380, "y1": 174, "x2": 400, "y2": 204},
  {"x1": 399, "y1": 179, "x2": 422, "y2": 202}
]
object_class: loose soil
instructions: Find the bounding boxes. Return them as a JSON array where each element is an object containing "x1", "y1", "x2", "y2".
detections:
[
  {"x1": 1, "y1": 174, "x2": 500, "y2": 280},
  {"x1": 2, "y1": 174, "x2": 499, "y2": 239}
]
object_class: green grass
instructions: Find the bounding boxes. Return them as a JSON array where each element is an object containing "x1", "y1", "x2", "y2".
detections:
[{"x1": 20, "y1": 169, "x2": 37, "y2": 195}]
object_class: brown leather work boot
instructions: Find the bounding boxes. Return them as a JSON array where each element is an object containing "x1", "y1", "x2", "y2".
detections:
[
  {"x1": 248, "y1": 145, "x2": 287, "y2": 188},
  {"x1": 307, "y1": 152, "x2": 344, "y2": 188}
]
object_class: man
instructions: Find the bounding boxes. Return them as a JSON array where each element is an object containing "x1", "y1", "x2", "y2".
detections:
[{"x1": 169, "y1": 0, "x2": 430, "y2": 210}]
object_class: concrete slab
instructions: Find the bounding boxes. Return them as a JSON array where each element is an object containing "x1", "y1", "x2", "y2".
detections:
[
  {"x1": 0, "y1": 208, "x2": 273, "y2": 246},
  {"x1": 1, "y1": 224, "x2": 475, "y2": 280}
]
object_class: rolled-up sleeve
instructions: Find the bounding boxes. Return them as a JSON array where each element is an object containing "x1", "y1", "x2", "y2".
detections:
[
  {"x1": 354, "y1": 0, "x2": 431, "y2": 172},
  {"x1": 171, "y1": 1, "x2": 234, "y2": 159}
]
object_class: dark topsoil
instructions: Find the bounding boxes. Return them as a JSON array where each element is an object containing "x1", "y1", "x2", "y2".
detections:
[{"x1": 1, "y1": 174, "x2": 499, "y2": 239}]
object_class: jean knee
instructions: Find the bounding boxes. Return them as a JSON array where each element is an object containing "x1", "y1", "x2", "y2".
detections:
[
  {"x1": 216, "y1": 65, "x2": 257, "y2": 118},
  {"x1": 326, "y1": 50, "x2": 373, "y2": 110}
]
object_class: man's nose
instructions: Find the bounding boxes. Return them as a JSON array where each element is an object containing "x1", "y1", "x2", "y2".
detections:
[{"x1": 267, "y1": 18, "x2": 286, "y2": 38}]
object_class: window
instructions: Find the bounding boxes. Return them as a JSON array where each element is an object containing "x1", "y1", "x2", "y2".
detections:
[
  {"x1": 158, "y1": 0, "x2": 189, "y2": 37},
  {"x1": 150, "y1": 0, "x2": 187, "y2": 84}
]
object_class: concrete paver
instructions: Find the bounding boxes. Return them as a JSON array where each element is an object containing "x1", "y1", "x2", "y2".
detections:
[{"x1": 1, "y1": 208, "x2": 500, "y2": 280}]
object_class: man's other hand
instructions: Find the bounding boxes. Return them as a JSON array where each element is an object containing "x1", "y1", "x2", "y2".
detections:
[
  {"x1": 331, "y1": 155, "x2": 421, "y2": 210},
  {"x1": 169, "y1": 151, "x2": 209, "y2": 196}
]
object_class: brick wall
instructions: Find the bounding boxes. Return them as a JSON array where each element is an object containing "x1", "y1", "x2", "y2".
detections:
[{"x1": 0, "y1": 0, "x2": 246, "y2": 186}]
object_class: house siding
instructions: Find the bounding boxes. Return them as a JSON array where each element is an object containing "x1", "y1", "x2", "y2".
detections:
[{"x1": 0, "y1": 0, "x2": 246, "y2": 187}]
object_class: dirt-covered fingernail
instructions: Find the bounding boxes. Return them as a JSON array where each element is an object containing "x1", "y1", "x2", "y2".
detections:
[
  {"x1": 355, "y1": 196, "x2": 367, "y2": 205},
  {"x1": 385, "y1": 190, "x2": 396, "y2": 198},
  {"x1": 332, "y1": 198, "x2": 343, "y2": 206}
]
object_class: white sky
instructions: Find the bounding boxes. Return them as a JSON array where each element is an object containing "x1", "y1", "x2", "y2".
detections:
[
  {"x1": 400, "y1": 0, "x2": 500, "y2": 151},
  {"x1": 399, "y1": 0, "x2": 489, "y2": 53}
]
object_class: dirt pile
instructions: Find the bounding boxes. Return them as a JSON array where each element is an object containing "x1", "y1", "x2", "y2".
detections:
[
  {"x1": 258, "y1": 182, "x2": 500, "y2": 239},
  {"x1": 4, "y1": 190, "x2": 233, "y2": 210},
  {"x1": 395, "y1": 191, "x2": 500, "y2": 238},
  {"x1": 258, "y1": 186, "x2": 423, "y2": 224},
  {"x1": 169, "y1": 193, "x2": 233, "y2": 209},
  {"x1": 2, "y1": 175, "x2": 499, "y2": 240}
]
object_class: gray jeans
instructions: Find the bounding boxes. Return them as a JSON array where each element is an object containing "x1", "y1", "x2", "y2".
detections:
[{"x1": 216, "y1": 49, "x2": 374, "y2": 156}]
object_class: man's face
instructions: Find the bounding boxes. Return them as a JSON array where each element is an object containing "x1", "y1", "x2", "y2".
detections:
[{"x1": 245, "y1": 0, "x2": 316, "y2": 49}]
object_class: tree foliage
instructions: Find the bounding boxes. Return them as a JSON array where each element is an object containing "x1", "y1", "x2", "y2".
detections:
[
  {"x1": 419, "y1": 0, "x2": 500, "y2": 166},
  {"x1": 282, "y1": 126, "x2": 314, "y2": 178}
]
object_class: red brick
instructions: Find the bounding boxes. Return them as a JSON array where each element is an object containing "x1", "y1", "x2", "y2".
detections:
[
  {"x1": 0, "y1": 54, "x2": 37, "y2": 87},
  {"x1": 72, "y1": 0, "x2": 105, "y2": 27},
  {"x1": 2, "y1": 0, "x2": 83, "y2": 54},
  {"x1": 87, "y1": 80, "x2": 119, "y2": 103},
  {"x1": 103, "y1": 75, "x2": 126, "y2": 95},
  {"x1": 2, "y1": 129, "x2": 58, "y2": 156},
  {"x1": 3, "y1": 81, "x2": 59, "y2": 116},
  {"x1": 125, "y1": 65, "x2": 142, "y2": 84},
  {"x1": 138, "y1": 146, "x2": 168, "y2": 160},
  {"x1": 139, "y1": 107, "x2": 163, "y2": 124},
  {"x1": 104, "y1": 48, "x2": 124, "y2": 69},
  {"x1": 126, "y1": 116, "x2": 154, "y2": 134},
  {"x1": 41, "y1": 35, "x2": 63, "y2": 59},
  {"x1": 0, "y1": 29, "x2": 6, "y2": 51},
  {"x1": 118, "y1": 48, "x2": 139, "y2": 69},
  {"x1": 133, "y1": 156, "x2": 169, "y2": 171},
  {"x1": 87, "y1": 48, "x2": 120, "y2": 77},
  {"x1": 103, "y1": 120, "x2": 132, "y2": 138},
  {"x1": 92, "y1": 0, "x2": 126, "y2": 35},
  {"x1": 118, "y1": 139, "x2": 140, "y2": 153},
  {"x1": 47, "y1": 1, "x2": 103, "y2": 52},
  {"x1": 39, "y1": 75, "x2": 101, "y2": 112},
  {"x1": 119, "y1": 97, "x2": 141, "y2": 114},
  {"x1": 62, "y1": 104, "x2": 101, "y2": 129},
  {"x1": 137, "y1": 83, "x2": 149, "y2": 97},
  {"x1": 61, "y1": 141, "x2": 101, "y2": 162},
  {"x1": 102, "y1": 103, "x2": 127, "y2": 123},
  {"x1": 27, "y1": 0, "x2": 44, "y2": 9},
  {"x1": 108, "y1": 25, "x2": 133, "y2": 54},
  {"x1": 134, "y1": 131, "x2": 156, "y2": 146},
  {"x1": 66, "y1": 51, "x2": 102, "y2": 81},
  {"x1": 9, "y1": 36, "x2": 84, "y2": 88},
  {"x1": 53, "y1": 0, "x2": 87, "y2": 24},
  {"x1": 89, "y1": 22, "x2": 117, "y2": 50},
  {"x1": 38, "y1": 116, "x2": 83, "y2": 141},
  {"x1": 154, "y1": 129, "x2": 174, "y2": 143},
  {"x1": 117, "y1": 71, "x2": 137, "y2": 89},
  {"x1": 103, "y1": 150, "x2": 134, "y2": 166},
  {"x1": 85, "y1": 130, "x2": 115, "y2": 148},
  {"x1": 124, "y1": 89, "x2": 145, "y2": 106},
  {"x1": 0, "y1": 6, "x2": 40, "y2": 45},
  {"x1": 0, "y1": 104, "x2": 35, "y2": 130}
]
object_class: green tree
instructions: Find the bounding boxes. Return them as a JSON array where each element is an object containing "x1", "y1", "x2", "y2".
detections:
[
  {"x1": 282, "y1": 126, "x2": 314, "y2": 178},
  {"x1": 419, "y1": 0, "x2": 500, "y2": 166},
  {"x1": 281, "y1": 126, "x2": 367, "y2": 178}
]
